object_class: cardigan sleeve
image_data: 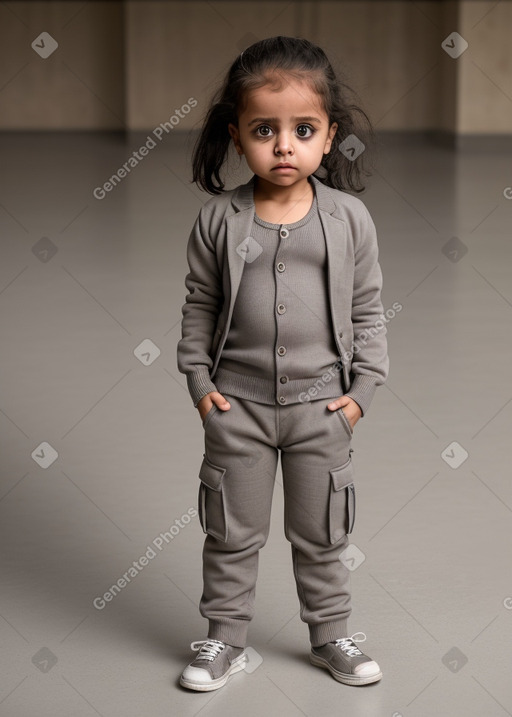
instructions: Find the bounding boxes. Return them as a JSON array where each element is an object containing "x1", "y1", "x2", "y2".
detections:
[
  {"x1": 344, "y1": 204, "x2": 389, "y2": 416},
  {"x1": 176, "y1": 206, "x2": 222, "y2": 406}
]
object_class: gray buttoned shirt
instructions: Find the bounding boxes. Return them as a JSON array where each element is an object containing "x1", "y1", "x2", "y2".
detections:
[{"x1": 215, "y1": 184, "x2": 344, "y2": 405}]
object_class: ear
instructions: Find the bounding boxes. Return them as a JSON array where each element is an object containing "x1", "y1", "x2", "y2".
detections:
[
  {"x1": 324, "y1": 122, "x2": 338, "y2": 154},
  {"x1": 228, "y1": 123, "x2": 243, "y2": 155}
]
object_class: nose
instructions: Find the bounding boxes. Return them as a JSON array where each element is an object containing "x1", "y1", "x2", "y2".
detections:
[{"x1": 274, "y1": 131, "x2": 294, "y2": 156}]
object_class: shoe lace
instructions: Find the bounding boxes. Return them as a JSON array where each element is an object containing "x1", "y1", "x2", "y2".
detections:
[
  {"x1": 190, "y1": 639, "x2": 226, "y2": 662},
  {"x1": 333, "y1": 632, "x2": 366, "y2": 657}
]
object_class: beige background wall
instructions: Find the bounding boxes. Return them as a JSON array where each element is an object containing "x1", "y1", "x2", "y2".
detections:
[
  {"x1": 457, "y1": 0, "x2": 512, "y2": 134},
  {"x1": 0, "y1": 0, "x2": 510, "y2": 136},
  {"x1": 0, "y1": 1, "x2": 125, "y2": 129}
]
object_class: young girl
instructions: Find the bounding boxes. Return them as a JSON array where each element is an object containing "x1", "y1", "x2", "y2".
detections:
[{"x1": 177, "y1": 35, "x2": 389, "y2": 691}]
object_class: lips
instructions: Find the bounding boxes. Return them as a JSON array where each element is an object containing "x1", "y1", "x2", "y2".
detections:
[{"x1": 272, "y1": 164, "x2": 296, "y2": 169}]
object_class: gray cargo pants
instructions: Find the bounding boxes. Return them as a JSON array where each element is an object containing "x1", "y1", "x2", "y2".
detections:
[{"x1": 197, "y1": 393, "x2": 356, "y2": 648}]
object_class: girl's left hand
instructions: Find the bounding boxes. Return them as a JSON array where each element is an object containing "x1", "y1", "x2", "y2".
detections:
[{"x1": 326, "y1": 396, "x2": 362, "y2": 430}]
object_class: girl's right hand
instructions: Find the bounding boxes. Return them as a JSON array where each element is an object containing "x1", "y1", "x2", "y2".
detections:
[{"x1": 197, "y1": 391, "x2": 231, "y2": 422}]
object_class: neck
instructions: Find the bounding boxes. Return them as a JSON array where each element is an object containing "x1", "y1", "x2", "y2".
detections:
[{"x1": 254, "y1": 175, "x2": 312, "y2": 204}]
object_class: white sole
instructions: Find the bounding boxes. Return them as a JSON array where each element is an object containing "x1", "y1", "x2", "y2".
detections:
[
  {"x1": 309, "y1": 652, "x2": 382, "y2": 686},
  {"x1": 180, "y1": 652, "x2": 247, "y2": 692}
]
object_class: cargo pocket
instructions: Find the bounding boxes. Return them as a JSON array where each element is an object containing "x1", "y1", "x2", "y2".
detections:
[
  {"x1": 198, "y1": 454, "x2": 228, "y2": 541},
  {"x1": 328, "y1": 455, "x2": 356, "y2": 544}
]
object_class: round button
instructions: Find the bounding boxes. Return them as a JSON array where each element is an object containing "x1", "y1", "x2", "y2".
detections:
[
  {"x1": 278, "y1": 396, "x2": 286, "y2": 404},
  {"x1": 338, "y1": 331, "x2": 343, "y2": 338},
  {"x1": 277, "y1": 345, "x2": 287, "y2": 356},
  {"x1": 276, "y1": 262, "x2": 286, "y2": 272},
  {"x1": 277, "y1": 303, "x2": 286, "y2": 314},
  {"x1": 279, "y1": 227, "x2": 289, "y2": 239},
  {"x1": 279, "y1": 375, "x2": 288, "y2": 384}
]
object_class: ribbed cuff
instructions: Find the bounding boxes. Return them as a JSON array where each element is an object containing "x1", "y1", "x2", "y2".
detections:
[
  {"x1": 186, "y1": 369, "x2": 218, "y2": 407},
  {"x1": 345, "y1": 374, "x2": 379, "y2": 417},
  {"x1": 207, "y1": 617, "x2": 250, "y2": 648},
  {"x1": 309, "y1": 618, "x2": 349, "y2": 647}
]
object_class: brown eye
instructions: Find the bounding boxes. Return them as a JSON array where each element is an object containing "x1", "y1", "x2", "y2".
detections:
[
  {"x1": 256, "y1": 125, "x2": 272, "y2": 137},
  {"x1": 296, "y1": 124, "x2": 314, "y2": 138}
]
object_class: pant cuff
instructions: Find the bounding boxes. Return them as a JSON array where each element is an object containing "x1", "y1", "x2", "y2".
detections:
[
  {"x1": 207, "y1": 617, "x2": 249, "y2": 648},
  {"x1": 309, "y1": 619, "x2": 349, "y2": 647}
]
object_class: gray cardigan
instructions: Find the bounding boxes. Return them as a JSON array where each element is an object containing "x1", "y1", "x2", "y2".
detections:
[{"x1": 177, "y1": 173, "x2": 389, "y2": 416}]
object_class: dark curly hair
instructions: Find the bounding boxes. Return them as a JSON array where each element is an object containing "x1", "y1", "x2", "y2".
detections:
[{"x1": 190, "y1": 35, "x2": 376, "y2": 195}]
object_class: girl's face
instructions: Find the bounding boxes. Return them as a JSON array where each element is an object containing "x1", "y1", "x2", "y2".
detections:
[{"x1": 228, "y1": 73, "x2": 338, "y2": 191}]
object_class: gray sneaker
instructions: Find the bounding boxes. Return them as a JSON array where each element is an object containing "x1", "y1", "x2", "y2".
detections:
[
  {"x1": 310, "y1": 636, "x2": 382, "y2": 686},
  {"x1": 180, "y1": 639, "x2": 247, "y2": 692}
]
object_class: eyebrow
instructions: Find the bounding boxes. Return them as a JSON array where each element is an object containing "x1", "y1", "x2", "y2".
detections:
[{"x1": 247, "y1": 116, "x2": 322, "y2": 127}]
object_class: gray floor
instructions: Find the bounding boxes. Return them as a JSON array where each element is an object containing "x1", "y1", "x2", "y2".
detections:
[{"x1": 1, "y1": 130, "x2": 512, "y2": 717}]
